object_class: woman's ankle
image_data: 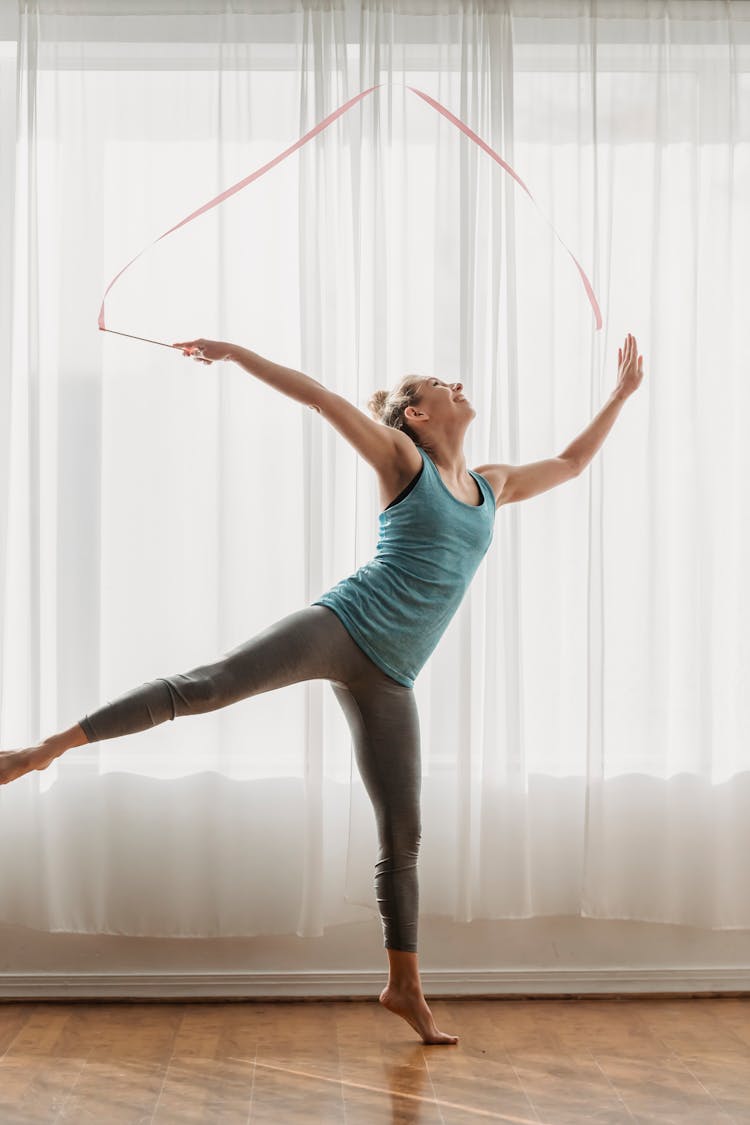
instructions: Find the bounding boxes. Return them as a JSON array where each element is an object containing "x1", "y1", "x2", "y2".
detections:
[
  {"x1": 387, "y1": 978, "x2": 421, "y2": 993},
  {"x1": 386, "y1": 948, "x2": 422, "y2": 991},
  {"x1": 41, "y1": 722, "x2": 89, "y2": 755}
]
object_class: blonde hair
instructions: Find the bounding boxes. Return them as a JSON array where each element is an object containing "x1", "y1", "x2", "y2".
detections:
[{"x1": 367, "y1": 375, "x2": 426, "y2": 447}]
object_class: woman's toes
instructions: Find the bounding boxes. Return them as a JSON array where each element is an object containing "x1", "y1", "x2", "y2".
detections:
[{"x1": 0, "y1": 750, "x2": 29, "y2": 784}]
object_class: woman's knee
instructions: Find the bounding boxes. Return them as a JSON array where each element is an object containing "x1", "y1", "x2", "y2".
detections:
[
  {"x1": 158, "y1": 666, "x2": 230, "y2": 717},
  {"x1": 378, "y1": 813, "x2": 422, "y2": 866}
]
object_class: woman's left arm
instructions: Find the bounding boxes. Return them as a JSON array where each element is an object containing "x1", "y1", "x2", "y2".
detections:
[
  {"x1": 560, "y1": 332, "x2": 644, "y2": 474},
  {"x1": 475, "y1": 333, "x2": 645, "y2": 507}
]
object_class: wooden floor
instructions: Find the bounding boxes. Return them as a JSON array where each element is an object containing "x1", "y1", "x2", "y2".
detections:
[{"x1": 0, "y1": 997, "x2": 748, "y2": 1123}]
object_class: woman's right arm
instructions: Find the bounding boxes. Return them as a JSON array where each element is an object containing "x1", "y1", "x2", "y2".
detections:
[
  {"x1": 226, "y1": 345, "x2": 405, "y2": 473},
  {"x1": 174, "y1": 338, "x2": 325, "y2": 407},
  {"x1": 175, "y1": 339, "x2": 404, "y2": 475},
  {"x1": 226, "y1": 344, "x2": 327, "y2": 409}
]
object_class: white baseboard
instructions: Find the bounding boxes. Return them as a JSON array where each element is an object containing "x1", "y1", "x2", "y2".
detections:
[{"x1": 0, "y1": 967, "x2": 748, "y2": 1000}]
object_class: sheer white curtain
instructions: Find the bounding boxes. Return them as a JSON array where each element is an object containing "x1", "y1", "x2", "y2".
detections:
[{"x1": 1, "y1": 0, "x2": 748, "y2": 938}]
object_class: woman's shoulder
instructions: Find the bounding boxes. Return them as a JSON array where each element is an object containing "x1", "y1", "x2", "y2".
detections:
[{"x1": 391, "y1": 430, "x2": 424, "y2": 476}]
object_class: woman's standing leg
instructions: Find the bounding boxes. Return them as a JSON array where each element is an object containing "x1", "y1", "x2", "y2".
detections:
[
  {"x1": 331, "y1": 674, "x2": 458, "y2": 1045},
  {"x1": 0, "y1": 600, "x2": 458, "y2": 1042}
]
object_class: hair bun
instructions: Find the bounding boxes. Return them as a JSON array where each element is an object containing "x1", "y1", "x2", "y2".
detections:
[{"x1": 367, "y1": 388, "x2": 390, "y2": 421}]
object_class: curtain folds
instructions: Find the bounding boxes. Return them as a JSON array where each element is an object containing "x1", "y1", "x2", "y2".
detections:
[{"x1": 0, "y1": 0, "x2": 748, "y2": 937}]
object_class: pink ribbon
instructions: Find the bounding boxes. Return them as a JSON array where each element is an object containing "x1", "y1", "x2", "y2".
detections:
[{"x1": 98, "y1": 82, "x2": 602, "y2": 350}]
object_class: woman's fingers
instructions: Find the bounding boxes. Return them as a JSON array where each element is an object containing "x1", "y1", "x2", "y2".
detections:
[
  {"x1": 172, "y1": 339, "x2": 203, "y2": 354},
  {"x1": 619, "y1": 334, "x2": 640, "y2": 368},
  {"x1": 623, "y1": 333, "x2": 638, "y2": 360},
  {"x1": 171, "y1": 340, "x2": 211, "y2": 363}
]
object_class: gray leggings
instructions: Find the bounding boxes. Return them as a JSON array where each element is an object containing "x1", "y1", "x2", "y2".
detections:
[{"x1": 78, "y1": 605, "x2": 422, "y2": 953}]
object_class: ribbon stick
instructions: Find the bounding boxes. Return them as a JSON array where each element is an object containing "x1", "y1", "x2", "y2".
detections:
[{"x1": 98, "y1": 82, "x2": 602, "y2": 346}]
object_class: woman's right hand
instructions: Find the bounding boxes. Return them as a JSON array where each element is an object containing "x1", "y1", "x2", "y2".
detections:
[{"x1": 171, "y1": 339, "x2": 233, "y2": 365}]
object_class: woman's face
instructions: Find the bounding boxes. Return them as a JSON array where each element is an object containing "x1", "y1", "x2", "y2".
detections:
[{"x1": 407, "y1": 376, "x2": 474, "y2": 425}]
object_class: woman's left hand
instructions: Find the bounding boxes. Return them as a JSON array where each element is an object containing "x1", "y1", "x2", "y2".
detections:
[{"x1": 615, "y1": 333, "x2": 644, "y2": 399}]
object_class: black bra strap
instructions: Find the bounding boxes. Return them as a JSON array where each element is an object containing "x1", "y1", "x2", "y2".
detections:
[{"x1": 384, "y1": 460, "x2": 424, "y2": 511}]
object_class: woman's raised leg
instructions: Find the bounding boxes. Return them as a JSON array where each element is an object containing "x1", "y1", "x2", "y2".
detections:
[
  {"x1": 76, "y1": 605, "x2": 348, "y2": 743},
  {"x1": 0, "y1": 606, "x2": 355, "y2": 784}
]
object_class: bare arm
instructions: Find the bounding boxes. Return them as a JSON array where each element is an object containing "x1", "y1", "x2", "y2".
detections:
[
  {"x1": 477, "y1": 333, "x2": 644, "y2": 506},
  {"x1": 559, "y1": 388, "x2": 628, "y2": 474},
  {"x1": 226, "y1": 344, "x2": 326, "y2": 408},
  {"x1": 561, "y1": 332, "x2": 643, "y2": 471},
  {"x1": 227, "y1": 346, "x2": 406, "y2": 473},
  {"x1": 172, "y1": 338, "x2": 404, "y2": 476},
  {"x1": 478, "y1": 391, "x2": 627, "y2": 507},
  {"x1": 475, "y1": 457, "x2": 579, "y2": 507},
  {"x1": 172, "y1": 337, "x2": 327, "y2": 407}
]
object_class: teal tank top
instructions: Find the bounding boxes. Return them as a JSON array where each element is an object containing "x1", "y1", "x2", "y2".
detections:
[{"x1": 312, "y1": 446, "x2": 496, "y2": 688}]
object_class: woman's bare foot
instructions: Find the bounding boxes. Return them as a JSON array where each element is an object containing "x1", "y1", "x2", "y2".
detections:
[
  {"x1": 0, "y1": 744, "x2": 62, "y2": 785},
  {"x1": 379, "y1": 983, "x2": 458, "y2": 1045},
  {"x1": 0, "y1": 725, "x2": 88, "y2": 785}
]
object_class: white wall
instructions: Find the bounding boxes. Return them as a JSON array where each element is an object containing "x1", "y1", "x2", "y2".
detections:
[{"x1": 1, "y1": 916, "x2": 748, "y2": 999}]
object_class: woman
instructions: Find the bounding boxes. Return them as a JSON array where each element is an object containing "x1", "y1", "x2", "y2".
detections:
[{"x1": 0, "y1": 333, "x2": 644, "y2": 1044}]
